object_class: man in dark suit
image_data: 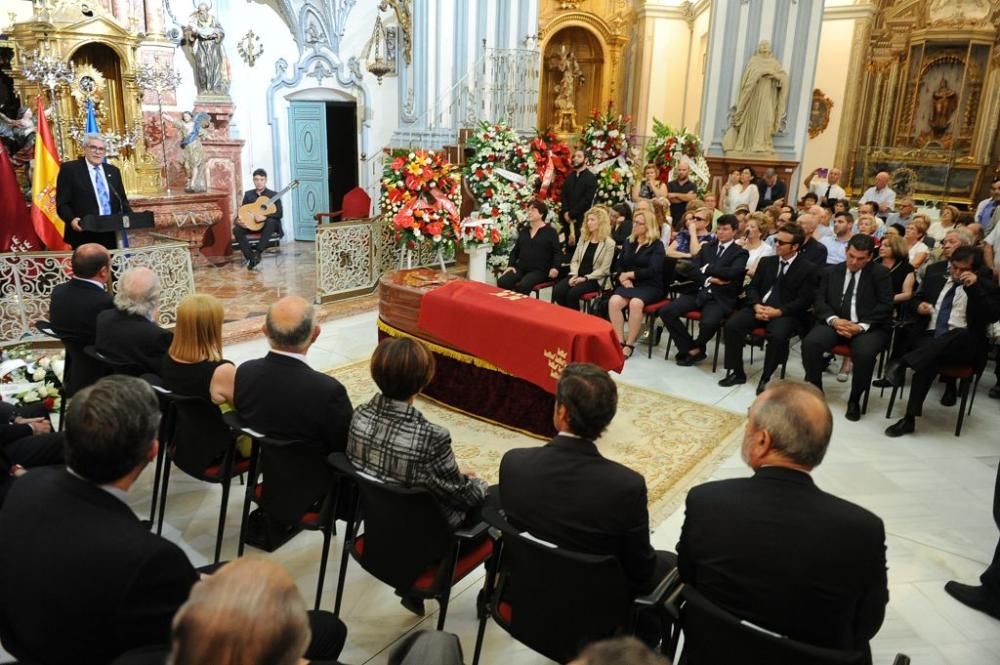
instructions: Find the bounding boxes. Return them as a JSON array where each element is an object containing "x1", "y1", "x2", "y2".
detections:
[
  {"x1": 496, "y1": 363, "x2": 674, "y2": 595},
  {"x1": 884, "y1": 246, "x2": 1000, "y2": 436},
  {"x1": 720, "y1": 222, "x2": 817, "y2": 393},
  {"x1": 801, "y1": 234, "x2": 893, "y2": 421},
  {"x1": 796, "y1": 211, "x2": 830, "y2": 268},
  {"x1": 659, "y1": 214, "x2": 749, "y2": 366},
  {"x1": 48, "y1": 242, "x2": 114, "y2": 346},
  {"x1": 55, "y1": 133, "x2": 131, "y2": 249},
  {"x1": 95, "y1": 266, "x2": 173, "y2": 375},
  {"x1": 677, "y1": 381, "x2": 888, "y2": 658},
  {"x1": 235, "y1": 295, "x2": 353, "y2": 456},
  {"x1": 560, "y1": 150, "x2": 597, "y2": 249},
  {"x1": 756, "y1": 167, "x2": 787, "y2": 209},
  {"x1": 0, "y1": 376, "x2": 347, "y2": 665},
  {"x1": 233, "y1": 168, "x2": 283, "y2": 270}
]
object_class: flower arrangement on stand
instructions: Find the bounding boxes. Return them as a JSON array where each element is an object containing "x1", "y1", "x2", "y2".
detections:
[
  {"x1": 380, "y1": 149, "x2": 462, "y2": 261},
  {"x1": 645, "y1": 118, "x2": 712, "y2": 195},
  {"x1": 529, "y1": 128, "x2": 572, "y2": 217},
  {"x1": 463, "y1": 121, "x2": 540, "y2": 274},
  {"x1": 0, "y1": 345, "x2": 64, "y2": 412},
  {"x1": 581, "y1": 103, "x2": 634, "y2": 207}
]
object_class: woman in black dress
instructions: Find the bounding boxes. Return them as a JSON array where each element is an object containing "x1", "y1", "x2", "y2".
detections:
[
  {"x1": 608, "y1": 209, "x2": 665, "y2": 358},
  {"x1": 497, "y1": 200, "x2": 562, "y2": 294},
  {"x1": 161, "y1": 294, "x2": 236, "y2": 406}
]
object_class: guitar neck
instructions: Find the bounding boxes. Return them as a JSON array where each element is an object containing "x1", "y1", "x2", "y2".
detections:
[{"x1": 268, "y1": 181, "x2": 298, "y2": 202}]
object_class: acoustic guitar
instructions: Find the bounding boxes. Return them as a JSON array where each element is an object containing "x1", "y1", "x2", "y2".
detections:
[{"x1": 238, "y1": 179, "x2": 300, "y2": 231}]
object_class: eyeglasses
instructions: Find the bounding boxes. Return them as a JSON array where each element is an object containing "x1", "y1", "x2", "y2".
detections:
[
  {"x1": 773, "y1": 239, "x2": 796, "y2": 246},
  {"x1": 85, "y1": 145, "x2": 106, "y2": 152},
  {"x1": 693, "y1": 216, "x2": 707, "y2": 222}
]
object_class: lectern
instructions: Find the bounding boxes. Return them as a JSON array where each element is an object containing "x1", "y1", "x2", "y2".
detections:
[{"x1": 81, "y1": 211, "x2": 155, "y2": 249}]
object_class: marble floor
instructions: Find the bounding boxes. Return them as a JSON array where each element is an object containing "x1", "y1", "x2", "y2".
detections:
[{"x1": 13, "y1": 284, "x2": 1000, "y2": 664}]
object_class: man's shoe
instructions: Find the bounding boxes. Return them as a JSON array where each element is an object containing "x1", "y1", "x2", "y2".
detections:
[
  {"x1": 944, "y1": 581, "x2": 1000, "y2": 620},
  {"x1": 678, "y1": 350, "x2": 707, "y2": 367},
  {"x1": 989, "y1": 384, "x2": 1000, "y2": 399},
  {"x1": 885, "y1": 416, "x2": 915, "y2": 438},
  {"x1": 248, "y1": 251, "x2": 261, "y2": 270},
  {"x1": 941, "y1": 384, "x2": 958, "y2": 407},
  {"x1": 718, "y1": 372, "x2": 747, "y2": 387},
  {"x1": 756, "y1": 377, "x2": 770, "y2": 395},
  {"x1": 845, "y1": 401, "x2": 862, "y2": 422},
  {"x1": 884, "y1": 361, "x2": 906, "y2": 388},
  {"x1": 872, "y1": 377, "x2": 893, "y2": 389}
]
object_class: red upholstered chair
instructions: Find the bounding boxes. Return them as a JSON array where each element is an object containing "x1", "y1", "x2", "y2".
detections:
[
  {"x1": 530, "y1": 280, "x2": 557, "y2": 300},
  {"x1": 663, "y1": 309, "x2": 725, "y2": 372},
  {"x1": 314, "y1": 187, "x2": 372, "y2": 224},
  {"x1": 229, "y1": 417, "x2": 340, "y2": 609},
  {"x1": 327, "y1": 453, "x2": 492, "y2": 630},
  {"x1": 155, "y1": 392, "x2": 251, "y2": 563},
  {"x1": 643, "y1": 297, "x2": 671, "y2": 358},
  {"x1": 746, "y1": 327, "x2": 789, "y2": 379},
  {"x1": 884, "y1": 363, "x2": 982, "y2": 436},
  {"x1": 831, "y1": 344, "x2": 878, "y2": 415},
  {"x1": 471, "y1": 504, "x2": 680, "y2": 665}
]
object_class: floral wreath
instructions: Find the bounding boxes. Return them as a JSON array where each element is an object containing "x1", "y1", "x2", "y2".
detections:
[
  {"x1": 380, "y1": 149, "x2": 462, "y2": 250},
  {"x1": 644, "y1": 118, "x2": 711, "y2": 195},
  {"x1": 581, "y1": 103, "x2": 634, "y2": 207},
  {"x1": 462, "y1": 121, "x2": 539, "y2": 255},
  {"x1": 529, "y1": 128, "x2": 572, "y2": 215}
]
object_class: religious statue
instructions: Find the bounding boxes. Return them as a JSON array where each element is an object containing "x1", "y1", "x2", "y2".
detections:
[
  {"x1": 722, "y1": 41, "x2": 789, "y2": 155},
  {"x1": 172, "y1": 110, "x2": 210, "y2": 193},
  {"x1": 0, "y1": 107, "x2": 38, "y2": 198},
  {"x1": 550, "y1": 45, "x2": 584, "y2": 134},
  {"x1": 182, "y1": 3, "x2": 230, "y2": 97},
  {"x1": 929, "y1": 77, "x2": 958, "y2": 138}
]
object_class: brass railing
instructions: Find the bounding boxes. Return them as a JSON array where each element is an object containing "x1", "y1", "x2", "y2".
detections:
[
  {"x1": 0, "y1": 241, "x2": 195, "y2": 346},
  {"x1": 315, "y1": 218, "x2": 455, "y2": 302}
]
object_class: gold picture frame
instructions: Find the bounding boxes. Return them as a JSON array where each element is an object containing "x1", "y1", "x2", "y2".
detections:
[{"x1": 809, "y1": 89, "x2": 833, "y2": 139}]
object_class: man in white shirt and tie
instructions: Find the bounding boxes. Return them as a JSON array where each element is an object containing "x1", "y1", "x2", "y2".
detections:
[
  {"x1": 55, "y1": 133, "x2": 132, "y2": 249},
  {"x1": 803, "y1": 166, "x2": 846, "y2": 209}
]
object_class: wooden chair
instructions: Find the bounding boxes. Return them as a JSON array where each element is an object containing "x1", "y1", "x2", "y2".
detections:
[{"x1": 314, "y1": 187, "x2": 372, "y2": 224}]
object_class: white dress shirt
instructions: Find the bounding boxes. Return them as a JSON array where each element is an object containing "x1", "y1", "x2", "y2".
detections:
[
  {"x1": 809, "y1": 181, "x2": 846, "y2": 203},
  {"x1": 926, "y1": 278, "x2": 969, "y2": 333},
  {"x1": 763, "y1": 252, "x2": 797, "y2": 303},
  {"x1": 859, "y1": 185, "x2": 896, "y2": 211},
  {"x1": 270, "y1": 349, "x2": 310, "y2": 365},
  {"x1": 826, "y1": 268, "x2": 870, "y2": 332}
]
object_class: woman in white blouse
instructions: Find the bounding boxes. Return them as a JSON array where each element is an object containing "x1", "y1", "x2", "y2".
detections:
[
  {"x1": 904, "y1": 215, "x2": 931, "y2": 271},
  {"x1": 724, "y1": 167, "x2": 760, "y2": 214},
  {"x1": 738, "y1": 213, "x2": 775, "y2": 278}
]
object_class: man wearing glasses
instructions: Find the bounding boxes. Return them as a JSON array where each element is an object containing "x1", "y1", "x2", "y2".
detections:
[{"x1": 55, "y1": 133, "x2": 131, "y2": 249}]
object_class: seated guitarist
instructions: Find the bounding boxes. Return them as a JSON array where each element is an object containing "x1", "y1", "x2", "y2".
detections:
[{"x1": 234, "y1": 168, "x2": 282, "y2": 270}]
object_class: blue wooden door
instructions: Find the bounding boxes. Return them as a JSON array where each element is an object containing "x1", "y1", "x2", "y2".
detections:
[{"x1": 288, "y1": 102, "x2": 329, "y2": 241}]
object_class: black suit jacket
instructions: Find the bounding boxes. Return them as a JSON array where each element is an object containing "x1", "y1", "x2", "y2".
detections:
[
  {"x1": 95, "y1": 308, "x2": 174, "y2": 376},
  {"x1": 0, "y1": 468, "x2": 199, "y2": 664},
  {"x1": 560, "y1": 169, "x2": 597, "y2": 239},
  {"x1": 911, "y1": 265, "x2": 1000, "y2": 358},
  {"x1": 690, "y1": 240, "x2": 749, "y2": 312},
  {"x1": 798, "y1": 237, "x2": 829, "y2": 268},
  {"x1": 55, "y1": 158, "x2": 131, "y2": 248},
  {"x1": 677, "y1": 466, "x2": 888, "y2": 652},
  {"x1": 235, "y1": 352, "x2": 353, "y2": 454},
  {"x1": 745, "y1": 254, "x2": 817, "y2": 322},
  {"x1": 48, "y1": 278, "x2": 114, "y2": 346},
  {"x1": 497, "y1": 435, "x2": 657, "y2": 593},
  {"x1": 241, "y1": 187, "x2": 283, "y2": 225},
  {"x1": 814, "y1": 261, "x2": 893, "y2": 328},
  {"x1": 756, "y1": 179, "x2": 787, "y2": 208}
]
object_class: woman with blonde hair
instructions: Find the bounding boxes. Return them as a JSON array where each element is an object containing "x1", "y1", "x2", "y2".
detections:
[
  {"x1": 553, "y1": 205, "x2": 617, "y2": 310},
  {"x1": 161, "y1": 293, "x2": 235, "y2": 404},
  {"x1": 739, "y1": 213, "x2": 775, "y2": 278},
  {"x1": 169, "y1": 557, "x2": 346, "y2": 665},
  {"x1": 608, "y1": 209, "x2": 665, "y2": 358},
  {"x1": 904, "y1": 215, "x2": 931, "y2": 270}
]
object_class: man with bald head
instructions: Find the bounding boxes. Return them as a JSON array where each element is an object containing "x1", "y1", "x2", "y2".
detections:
[
  {"x1": 49, "y1": 243, "x2": 114, "y2": 346},
  {"x1": 804, "y1": 166, "x2": 846, "y2": 208},
  {"x1": 95, "y1": 266, "x2": 172, "y2": 375},
  {"x1": 235, "y1": 296, "x2": 353, "y2": 457},
  {"x1": 794, "y1": 212, "x2": 829, "y2": 268},
  {"x1": 677, "y1": 381, "x2": 888, "y2": 658},
  {"x1": 859, "y1": 171, "x2": 896, "y2": 217}
]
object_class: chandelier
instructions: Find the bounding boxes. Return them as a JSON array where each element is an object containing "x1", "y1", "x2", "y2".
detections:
[
  {"x1": 363, "y1": 14, "x2": 393, "y2": 84},
  {"x1": 135, "y1": 64, "x2": 182, "y2": 194},
  {"x1": 19, "y1": 43, "x2": 75, "y2": 153}
]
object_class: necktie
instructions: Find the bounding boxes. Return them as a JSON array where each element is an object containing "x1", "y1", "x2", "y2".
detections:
[
  {"x1": 934, "y1": 283, "x2": 957, "y2": 337},
  {"x1": 766, "y1": 261, "x2": 788, "y2": 306},
  {"x1": 982, "y1": 201, "x2": 998, "y2": 227},
  {"x1": 717, "y1": 243, "x2": 724, "y2": 258},
  {"x1": 824, "y1": 185, "x2": 832, "y2": 201},
  {"x1": 93, "y1": 165, "x2": 111, "y2": 215},
  {"x1": 840, "y1": 270, "x2": 856, "y2": 319}
]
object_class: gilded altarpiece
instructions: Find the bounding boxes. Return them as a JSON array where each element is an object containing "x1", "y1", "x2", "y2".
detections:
[{"x1": 844, "y1": 0, "x2": 1000, "y2": 206}]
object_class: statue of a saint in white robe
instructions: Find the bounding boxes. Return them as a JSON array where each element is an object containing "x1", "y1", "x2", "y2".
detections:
[{"x1": 722, "y1": 41, "x2": 789, "y2": 155}]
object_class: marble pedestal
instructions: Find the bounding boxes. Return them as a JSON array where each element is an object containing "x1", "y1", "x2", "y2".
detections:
[{"x1": 130, "y1": 191, "x2": 233, "y2": 259}]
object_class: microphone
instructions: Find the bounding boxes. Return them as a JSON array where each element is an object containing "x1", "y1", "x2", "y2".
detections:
[{"x1": 104, "y1": 164, "x2": 129, "y2": 214}]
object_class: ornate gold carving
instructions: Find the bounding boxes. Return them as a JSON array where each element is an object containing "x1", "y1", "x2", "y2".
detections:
[
  {"x1": 809, "y1": 89, "x2": 833, "y2": 139},
  {"x1": 379, "y1": 0, "x2": 412, "y2": 65}
]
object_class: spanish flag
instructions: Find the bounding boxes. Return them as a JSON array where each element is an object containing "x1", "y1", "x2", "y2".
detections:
[{"x1": 30, "y1": 97, "x2": 70, "y2": 250}]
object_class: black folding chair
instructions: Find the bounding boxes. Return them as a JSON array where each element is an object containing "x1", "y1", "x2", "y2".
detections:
[
  {"x1": 472, "y1": 504, "x2": 679, "y2": 665},
  {"x1": 328, "y1": 453, "x2": 492, "y2": 630},
  {"x1": 33, "y1": 320, "x2": 107, "y2": 430}
]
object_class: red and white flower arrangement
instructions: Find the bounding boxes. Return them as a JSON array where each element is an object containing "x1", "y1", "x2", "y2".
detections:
[
  {"x1": 645, "y1": 118, "x2": 711, "y2": 194},
  {"x1": 1, "y1": 345, "x2": 64, "y2": 411},
  {"x1": 581, "y1": 103, "x2": 634, "y2": 206},
  {"x1": 380, "y1": 149, "x2": 462, "y2": 250},
  {"x1": 529, "y1": 128, "x2": 572, "y2": 216}
]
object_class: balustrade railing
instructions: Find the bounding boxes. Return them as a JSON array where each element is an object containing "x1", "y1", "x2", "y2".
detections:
[{"x1": 0, "y1": 241, "x2": 195, "y2": 346}]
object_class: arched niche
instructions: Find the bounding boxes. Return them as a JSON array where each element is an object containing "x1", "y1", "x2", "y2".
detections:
[
  {"x1": 68, "y1": 42, "x2": 127, "y2": 138},
  {"x1": 540, "y1": 26, "x2": 605, "y2": 135}
]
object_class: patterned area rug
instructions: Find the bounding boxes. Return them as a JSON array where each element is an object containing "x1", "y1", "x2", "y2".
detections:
[{"x1": 327, "y1": 359, "x2": 746, "y2": 523}]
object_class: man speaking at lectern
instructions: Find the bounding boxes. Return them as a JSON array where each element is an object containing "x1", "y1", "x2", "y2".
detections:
[{"x1": 56, "y1": 133, "x2": 131, "y2": 249}]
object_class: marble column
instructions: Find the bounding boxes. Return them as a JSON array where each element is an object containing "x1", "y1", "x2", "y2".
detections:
[
  {"x1": 699, "y1": 0, "x2": 824, "y2": 163},
  {"x1": 144, "y1": 0, "x2": 165, "y2": 38}
]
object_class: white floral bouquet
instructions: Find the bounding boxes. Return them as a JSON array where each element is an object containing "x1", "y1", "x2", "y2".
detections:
[
  {"x1": 1, "y1": 345, "x2": 63, "y2": 411},
  {"x1": 582, "y1": 104, "x2": 634, "y2": 207}
]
